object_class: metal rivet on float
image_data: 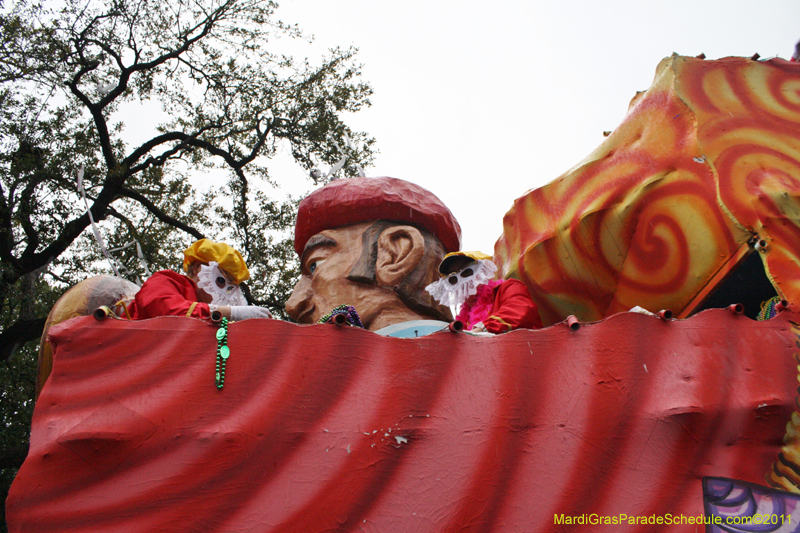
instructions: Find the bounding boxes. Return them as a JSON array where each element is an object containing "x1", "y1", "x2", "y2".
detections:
[
  {"x1": 93, "y1": 306, "x2": 113, "y2": 320},
  {"x1": 566, "y1": 315, "x2": 580, "y2": 331},
  {"x1": 449, "y1": 321, "x2": 464, "y2": 333}
]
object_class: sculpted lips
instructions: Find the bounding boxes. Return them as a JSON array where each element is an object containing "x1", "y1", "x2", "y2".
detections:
[{"x1": 297, "y1": 306, "x2": 316, "y2": 324}]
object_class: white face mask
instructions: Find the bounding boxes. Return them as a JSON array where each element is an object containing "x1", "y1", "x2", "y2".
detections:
[
  {"x1": 425, "y1": 259, "x2": 498, "y2": 309},
  {"x1": 196, "y1": 261, "x2": 248, "y2": 306}
]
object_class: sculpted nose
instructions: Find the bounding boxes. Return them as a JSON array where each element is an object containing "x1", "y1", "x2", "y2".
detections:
[{"x1": 286, "y1": 277, "x2": 312, "y2": 322}]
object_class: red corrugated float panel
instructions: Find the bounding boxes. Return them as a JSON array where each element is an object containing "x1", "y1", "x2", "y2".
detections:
[{"x1": 7, "y1": 310, "x2": 798, "y2": 532}]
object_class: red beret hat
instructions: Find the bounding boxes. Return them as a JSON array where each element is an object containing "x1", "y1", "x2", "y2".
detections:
[{"x1": 294, "y1": 177, "x2": 462, "y2": 256}]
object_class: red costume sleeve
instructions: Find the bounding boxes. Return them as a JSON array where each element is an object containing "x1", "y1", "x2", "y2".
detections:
[
  {"x1": 130, "y1": 270, "x2": 211, "y2": 320},
  {"x1": 483, "y1": 279, "x2": 542, "y2": 334}
]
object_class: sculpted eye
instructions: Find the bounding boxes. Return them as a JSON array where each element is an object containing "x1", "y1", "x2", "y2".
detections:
[{"x1": 308, "y1": 262, "x2": 317, "y2": 275}]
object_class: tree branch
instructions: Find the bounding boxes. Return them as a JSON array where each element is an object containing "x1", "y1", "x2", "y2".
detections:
[
  {"x1": 0, "y1": 443, "x2": 29, "y2": 470},
  {"x1": 122, "y1": 126, "x2": 216, "y2": 170},
  {"x1": 0, "y1": 181, "x2": 18, "y2": 270},
  {"x1": 239, "y1": 281, "x2": 282, "y2": 310},
  {"x1": 92, "y1": 0, "x2": 231, "y2": 109},
  {"x1": 0, "y1": 317, "x2": 46, "y2": 362},
  {"x1": 65, "y1": 65, "x2": 118, "y2": 170},
  {"x1": 118, "y1": 187, "x2": 204, "y2": 239}
]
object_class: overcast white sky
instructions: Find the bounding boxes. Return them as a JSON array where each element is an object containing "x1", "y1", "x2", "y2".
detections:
[{"x1": 259, "y1": 0, "x2": 800, "y2": 253}]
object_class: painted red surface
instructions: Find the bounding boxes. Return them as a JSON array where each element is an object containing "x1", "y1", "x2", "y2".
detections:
[
  {"x1": 7, "y1": 310, "x2": 798, "y2": 532},
  {"x1": 293, "y1": 176, "x2": 462, "y2": 255}
]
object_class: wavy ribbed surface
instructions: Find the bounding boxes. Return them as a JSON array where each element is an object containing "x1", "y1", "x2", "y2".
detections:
[
  {"x1": 494, "y1": 56, "x2": 800, "y2": 326},
  {"x1": 36, "y1": 275, "x2": 139, "y2": 396},
  {"x1": 7, "y1": 310, "x2": 797, "y2": 532}
]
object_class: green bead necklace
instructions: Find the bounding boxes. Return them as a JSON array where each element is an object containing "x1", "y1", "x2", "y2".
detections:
[{"x1": 215, "y1": 318, "x2": 230, "y2": 389}]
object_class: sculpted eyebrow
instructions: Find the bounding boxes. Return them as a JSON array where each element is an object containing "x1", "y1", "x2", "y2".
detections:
[{"x1": 300, "y1": 235, "x2": 337, "y2": 264}]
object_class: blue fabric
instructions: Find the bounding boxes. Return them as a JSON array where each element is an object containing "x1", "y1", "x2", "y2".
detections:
[{"x1": 375, "y1": 320, "x2": 449, "y2": 338}]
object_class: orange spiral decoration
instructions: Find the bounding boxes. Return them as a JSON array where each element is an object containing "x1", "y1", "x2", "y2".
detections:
[{"x1": 495, "y1": 56, "x2": 800, "y2": 326}]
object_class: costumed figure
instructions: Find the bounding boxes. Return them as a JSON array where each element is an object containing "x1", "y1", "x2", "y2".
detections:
[
  {"x1": 426, "y1": 251, "x2": 542, "y2": 333},
  {"x1": 127, "y1": 239, "x2": 273, "y2": 321}
]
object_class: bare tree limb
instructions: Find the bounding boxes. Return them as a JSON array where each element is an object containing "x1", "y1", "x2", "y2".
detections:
[
  {"x1": 118, "y1": 187, "x2": 204, "y2": 239},
  {"x1": 0, "y1": 317, "x2": 46, "y2": 362},
  {"x1": 0, "y1": 443, "x2": 29, "y2": 470}
]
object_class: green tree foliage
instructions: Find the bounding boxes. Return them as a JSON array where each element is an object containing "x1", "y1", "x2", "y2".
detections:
[{"x1": 0, "y1": 0, "x2": 375, "y2": 527}]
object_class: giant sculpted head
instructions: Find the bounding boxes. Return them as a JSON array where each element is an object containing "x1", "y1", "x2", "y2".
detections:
[{"x1": 286, "y1": 177, "x2": 461, "y2": 331}]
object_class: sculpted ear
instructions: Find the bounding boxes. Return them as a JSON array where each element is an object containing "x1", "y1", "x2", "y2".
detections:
[{"x1": 375, "y1": 226, "x2": 425, "y2": 287}]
